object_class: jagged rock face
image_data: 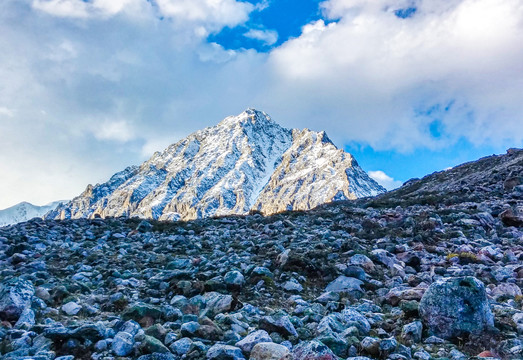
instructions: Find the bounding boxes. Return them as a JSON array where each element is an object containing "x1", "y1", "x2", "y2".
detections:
[
  {"x1": 253, "y1": 129, "x2": 381, "y2": 214},
  {"x1": 47, "y1": 109, "x2": 385, "y2": 221}
]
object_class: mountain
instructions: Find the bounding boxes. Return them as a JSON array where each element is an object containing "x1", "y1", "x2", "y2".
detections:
[
  {"x1": 46, "y1": 109, "x2": 385, "y2": 221},
  {"x1": 0, "y1": 200, "x2": 66, "y2": 227}
]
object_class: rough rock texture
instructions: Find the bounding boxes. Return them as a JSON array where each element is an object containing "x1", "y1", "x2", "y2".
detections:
[
  {"x1": 0, "y1": 278, "x2": 35, "y2": 321},
  {"x1": 0, "y1": 148, "x2": 522, "y2": 360},
  {"x1": 45, "y1": 109, "x2": 384, "y2": 222},
  {"x1": 419, "y1": 277, "x2": 494, "y2": 339}
]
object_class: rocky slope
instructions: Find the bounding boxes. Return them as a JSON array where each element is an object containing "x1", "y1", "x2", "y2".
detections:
[
  {"x1": 0, "y1": 201, "x2": 66, "y2": 227},
  {"x1": 45, "y1": 109, "x2": 385, "y2": 222},
  {"x1": 0, "y1": 149, "x2": 522, "y2": 360}
]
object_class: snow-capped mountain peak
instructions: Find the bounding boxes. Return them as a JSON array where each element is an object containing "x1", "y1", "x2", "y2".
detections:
[
  {"x1": 46, "y1": 109, "x2": 385, "y2": 221},
  {"x1": 0, "y1": 200, "x2": 67, "y2": 227}
]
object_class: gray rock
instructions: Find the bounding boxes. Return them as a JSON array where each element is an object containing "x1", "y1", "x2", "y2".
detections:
[
  {"x1": 170, "y1": 337, "x2": 193, "y2": 355},
  {"x1": 206, "y1": 344, "x2": 245, "y2": 360},
  {"x1": 250, "y1": 342, "x2": 291, "y2": 360},
  {"x1": 341, "y1": 308, "x2": 370, "y2": 334},
  {"x1": 401, "y1": 321, "x2": 423, "y2": 344},
  {"x1": 61, "y1": 301, "x2": 82, "y2": 316},
  {"x1": 0, "y1": 278, "x2": 35, "y2": 321},
  {"x1": 259, "y1": 314, "x2": 298, "y2": 337},
  {"x1": 419, "y1": 277, "x2": 494, "y2": 339},
  {"x1": 112, "y1": 331, "x2": 135, "y2": 356},
  {"x1": 235, "y1": 330, "x2": 272, "y2": 354},
  {"x1": 14, "y1": 308, "x2": 35, "y2": 329},
  {"x1": 325, "y1": 276, "x2": 363, "y2": 293},
  {"x1": 181, "y1": 321, "x2": 201, "y2": 337},
  {"x1": 224, "y1": 271, "x2": 245, "y2": 288}
]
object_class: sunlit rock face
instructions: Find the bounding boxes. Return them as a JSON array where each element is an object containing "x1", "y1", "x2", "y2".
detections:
[{"x1": 46, "y1": 109, "x2": 385, "y2": 221}]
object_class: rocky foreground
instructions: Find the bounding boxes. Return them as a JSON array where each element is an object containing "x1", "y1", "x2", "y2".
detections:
[{"x1": 1, "y1": 149, "x2": 522, "y2": 360}]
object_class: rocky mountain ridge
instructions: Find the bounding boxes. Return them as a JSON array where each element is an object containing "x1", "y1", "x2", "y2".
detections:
[
  {"x1": 45, "y1": 109, "x2": 385, "y2": 222},
  {"x1": 1, "y1": 148, "x2": 522, "y2": 360},
  {"x1": 0, "y1": 201, "x2": 66, "y2": 227}
]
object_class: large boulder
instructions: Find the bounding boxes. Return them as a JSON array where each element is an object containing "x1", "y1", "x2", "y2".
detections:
[
  {"x1": 419, "y1": 277, "x2": 494, "y2": 339},
  {"x1": 0, "y1": 279, "x2": 35, "y2": 321}
]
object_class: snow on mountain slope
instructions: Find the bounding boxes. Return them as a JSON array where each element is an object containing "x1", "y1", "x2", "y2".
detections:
[
  {"x1": 47, "y1": 109, "x2": 386, "y2": 221},
  {"x1": 0, "y1": 200, "x2": 67, "y2": 227}
]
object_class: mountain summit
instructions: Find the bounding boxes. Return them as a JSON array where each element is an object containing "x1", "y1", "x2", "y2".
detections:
[{"x1": 46, "y1": 109, "x2": 385, "y2": 221}]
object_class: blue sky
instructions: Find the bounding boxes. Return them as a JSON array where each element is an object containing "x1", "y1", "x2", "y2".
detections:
[
  {"x1": 210, "y1": 0, "x2": 324, "y2": 51},
  {"x1": 0, "y1": 0, "x2": 522, "y2": 207}
]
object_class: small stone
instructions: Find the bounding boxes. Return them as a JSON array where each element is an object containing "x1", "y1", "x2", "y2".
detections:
[{"x1": 61, "y1": 301, "x2": 82, "y2": 316}]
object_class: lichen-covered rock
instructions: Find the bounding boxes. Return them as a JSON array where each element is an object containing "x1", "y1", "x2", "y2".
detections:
[
  {"x1": 419, "y1": 277, "x2": 494, "y2": 339},
  {"x1": 0, "y1": 278, "x2": 35, "y2": 321}
]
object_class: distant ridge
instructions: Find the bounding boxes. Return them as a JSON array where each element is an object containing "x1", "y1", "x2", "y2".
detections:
[
  {"x1": 46, "y1": 109, "x2": 385, "y2": 221},
  {"x1": 0, "y1": 201, "x2": 67, "y2": 227}
]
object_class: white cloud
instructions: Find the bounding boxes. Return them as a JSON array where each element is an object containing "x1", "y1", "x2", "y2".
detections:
[
  {"x1": 368, "y1": 170, "x2": 403, "y2": 190},
  {"x1": 155, "y1": 0, "x2": 253, "y2": 30},
  {"x1": 32, "y1": 0, "x2": 254, "y2": 36},
  {"x1": 244, "y1": 28, "x2": 278, "y2": 46},
  {"x1": 0, "y1": 107, "x2": 15, "y2": 117},
  {"x1": 267, "y1": 0, "x2": 523, "y2": 150},
  {"x1": 95, "y1": 120, "x2": 136, "y2": 142},
  {"x1": 32, "y1": 0, "x2": 148, "y2": 18}
]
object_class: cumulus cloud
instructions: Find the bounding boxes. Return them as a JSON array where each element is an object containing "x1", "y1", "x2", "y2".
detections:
[
  {"x1": 267, "y1": 0, "x2": 523, "y2": 150},
  {"x1": 244, "y1": 28, "x2": 278, "y2": 46},
  {"x1": 368, "y1": 170, "x2": 403, "y2": 190}
]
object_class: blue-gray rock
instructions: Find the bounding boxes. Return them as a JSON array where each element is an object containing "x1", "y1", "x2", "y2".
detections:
[
  {"x1": 181, "y1": 321, "x2": 201, "y2": 337},
  {"x1": 61, "y1": 301, "x2": 82, "y2": 316},
  {"x1": 235, "y1": 330, "x2": 272, "y2": 353},
  {"x1": 0, "y1": 279, "x2": 35, "y2": 321},
  {"x1": 206, "y1": 344, "x2": 245, "y2": 360},
  {"x1": 137, "y1": 354, "x2": 177, "y2": 360},
  {"x1": 419, "y1": 276, "x2": 494, "y2": 339},
  {"x1": 170, "y1": 337, "x2": 193, "y2": 355},
  {"x1": 401, "y1": 321, "x2": 423, "y2": 344},
  {"x1": 14, "y1": 308, "x2": 35, "y2": 329},
  {"x1": 224, "y1": 271, "x2": 245, "y2": 288},
  {"x1": 325, "y1": 276, "x2": 363, "y2": 293},
  {"x1": 341, "y1": 309, "x2": 370, "y2": 334},
  {"x1": 259, "y1": 314, "x2": 298, "y2": 337},
  {"x1": 112, "y1": 331, "x2": 135, "y2": 356}
]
